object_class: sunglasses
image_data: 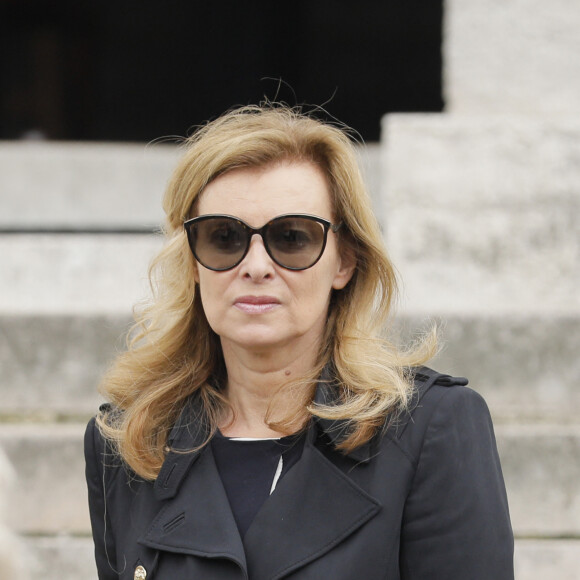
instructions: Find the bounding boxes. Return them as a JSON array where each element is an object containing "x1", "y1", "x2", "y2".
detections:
[{"x1": 184, "y1": 213, "x2": 342, "y2": 271}]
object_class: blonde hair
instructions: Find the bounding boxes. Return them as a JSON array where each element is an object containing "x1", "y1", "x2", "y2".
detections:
[{"x1": 97, "y1": 104, "x2": 436, "y2": 480}]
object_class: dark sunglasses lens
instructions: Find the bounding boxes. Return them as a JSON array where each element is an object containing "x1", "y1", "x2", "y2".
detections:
[
  {"x1": 193, "y1": 218, "x2": 247, "y2": 270},
  {"x1": 266, "y1": 217, "x2": 325, "y2": 269}
]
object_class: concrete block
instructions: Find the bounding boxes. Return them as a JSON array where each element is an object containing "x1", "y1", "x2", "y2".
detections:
[
  {"x1": 0, "y1": 447, "x2": 28, "y2": 578},
  {"x1": 18, "y1": 536, "x2": 580, "y2": 580},
  {"x1": 0, "y1": 142, "x2": 179, "y2": 230},
  {"x1": 356, "y1": 143, "x2": 383, "y2": 224},
  {"x1": 396, "y1": 313, "x2": 580, "y2": 422},
  {"x1": 382, "y1": 116, "x2": 580, "y2": 207},
  {"x1": 444, "y1": 0, "x2": 580, "y2": 115},
  {"x1": 0, "y1": 141, "x2": 381, "y2": 230},
  {"x1": 381, "y1": 115, "x2": 580, "y2": 315},
  {"x1": 0, "y1": 315, "x2": 130, "y2": 416},
  {"x1": 497, "y1": 423, "x2": 580, "y2": 537},
  {"x1": 0, "y1": 424, "x2": 89, "y2": 534},
  {"x1": 0, "y1": 233, "x2": 163, "y2": 314},
  {"x1": 514, "y1": 540, "x2": 580, "y2": 580},
  {"x1": 2, "y1": 422, "x2": 580, "y2": 537},
  {"x1": 23, "y1": 535, "x2": 97, "y2": 580}
]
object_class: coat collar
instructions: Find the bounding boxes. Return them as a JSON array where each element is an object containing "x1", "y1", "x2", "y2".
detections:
[
  {"x1": 153, "y1": 392, "x2": 210, "y2": 500},
  {"x1": 311, "y1": 365, "x2": 373, "y2": 463},
  {"x1": 153, "y1": 365, "x2": 463, "y2": 501},
  {"x1": 311, "y1": 365, "x2": 466, "y2": 448},
  {"x1": 153, "y1": 367, "x2": 374, "y2": 502},
  {"x1": 142, "y1": 366, "x2": 466, "y2": 577},
  {"x1": 142, "y1": 413, "x2": 381, "y2": 579}
]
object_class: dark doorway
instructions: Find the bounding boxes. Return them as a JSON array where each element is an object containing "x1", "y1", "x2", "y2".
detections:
[{"x1": 1, "y1": 1, "x2": 443, "y2": 142}]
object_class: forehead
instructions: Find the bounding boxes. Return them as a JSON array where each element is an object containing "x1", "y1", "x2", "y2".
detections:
[{"x1": 197, "y1": 161, "x2": 333, "y2": 225}]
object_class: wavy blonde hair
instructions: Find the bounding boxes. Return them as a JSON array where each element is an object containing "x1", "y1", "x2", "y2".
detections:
[{"x1": 97, "y1": 104, "x2": 436, "y2": 480}]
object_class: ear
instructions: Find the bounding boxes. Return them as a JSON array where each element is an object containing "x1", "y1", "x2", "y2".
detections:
[{"x1": 332, "y1": 245, "x2": 356, "y2": 290}]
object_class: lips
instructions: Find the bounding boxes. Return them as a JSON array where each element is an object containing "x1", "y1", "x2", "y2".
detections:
[{"x1": 233, "y1": 295, "x2": 280, "y2": 314}]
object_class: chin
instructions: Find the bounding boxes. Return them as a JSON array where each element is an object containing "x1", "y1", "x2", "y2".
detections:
[
  {"x1": 221, "y1": 328, "x2": 297, "y2": 351},
  {"x1": 235, "y1": 335, "x2": 289, "y2": 350}
]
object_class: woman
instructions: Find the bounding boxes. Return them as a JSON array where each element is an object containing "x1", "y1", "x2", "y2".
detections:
[{"x1": 85, "y1": 104, "x2": 514, "y2": 579}]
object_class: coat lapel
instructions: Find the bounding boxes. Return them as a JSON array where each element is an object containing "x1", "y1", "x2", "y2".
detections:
[
  {"x1": 243, "y1": 430, "x2": 381, "y2": 579},
  {"x1": 139, "y1": 443, "x2": 247, "y2": 572},
  {"x1": 138, "y1": 394, "x2": 247, "y2": 572}
]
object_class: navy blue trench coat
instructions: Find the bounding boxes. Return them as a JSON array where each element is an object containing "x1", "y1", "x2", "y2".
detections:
[{"x1": 85, "y1": 368, "x2": 514, "y2": 579}]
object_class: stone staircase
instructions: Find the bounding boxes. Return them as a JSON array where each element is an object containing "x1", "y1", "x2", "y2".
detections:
[
  {"x1": 1, "y1": 135, "x2": 579, "y2": 578},
  {"x1": 383, "y1": 0, "x2": 580, "y2": 571},
  {"x1": 0, "y1": 143, "x2": 168, "y2": 579}
]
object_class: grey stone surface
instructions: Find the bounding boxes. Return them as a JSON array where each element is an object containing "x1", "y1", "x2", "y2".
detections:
[
  {"x1": 514, "y1": 540, "x2": 580, "y2": 580},
  {"x1": 18, "y1": 535, "x2": 580, "y2": 580},
  {"x1": 0, "y1": 233, "x2": 163, "y2": 314},
  {"x1": 0, "y1": 142, "x2": 179, "y2": 229},
  {"x1": 356, "y1": 143, "x2": 383, "y2": 225},
  {"x1": 2, "y1": 422, "x2": 580, "y2": 537},
  {"x1": 496, "y1": 423, "x2": 580, "y2": 536},
  {"x1": 0, "y1": 141, "x2": 381, "y2": 230},
  {"x1": 0, "y1": 424, "x2": 89, "y2": 533},
  {"x1": 24, "y1": 535, "x2": 97, "y2": 580},
  {"x1": 381, "y1": 115, "x2": 580, "y2": 315},
  {"x1": 382, "y1": 116, "x2": 580, "y2": 207},
  {"x1": 396, "y1": 314, "x2": 580, "y2": 423},
  {"x1": 0, "y1": 446, "x2": 28, "y2": 578},
  {"x1": 445, "y1": 0, "x2": 580, "y2": 115},
  {"x1": 0, "y1": 315, "x2": 130, "y2": 416}
]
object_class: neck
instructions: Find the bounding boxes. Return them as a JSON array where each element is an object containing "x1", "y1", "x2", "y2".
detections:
[{"x1": 218, "y1": 340, "x2": 319, "y2": 438}]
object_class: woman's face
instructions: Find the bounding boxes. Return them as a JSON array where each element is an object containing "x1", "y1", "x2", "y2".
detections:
[{"x1": 194, "y1": 161, "x2": 354, "y2": 359}]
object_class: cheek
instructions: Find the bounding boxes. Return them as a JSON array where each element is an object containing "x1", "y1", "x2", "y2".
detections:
[
  {"x1": 196, "y1": 271, "x2": 226, "y2": 316},
  {"x1": 291, "y1": 270, "x2": 335, "y2": 311},
  {"x1": 197, "y1": 284, "x2": 225, "y2": 337}
]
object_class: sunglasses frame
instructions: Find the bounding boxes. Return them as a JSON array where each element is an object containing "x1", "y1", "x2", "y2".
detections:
[{"x1": 184, "y1": 213, "x2": 342, "y2": 271}]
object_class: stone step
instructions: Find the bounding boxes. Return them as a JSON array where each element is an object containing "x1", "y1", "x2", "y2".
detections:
[
  {"x1": 2, "y1": 313, "x2": 578, "y2": 421},
  {"x1": 1, "y1": 422, "x2": 579, "y2": 537},
  {"x1": 12, "y1": 535, "x2": 580, "y2": 580},
  {"x1": 0, "y1": 142, "x2": 178, "y2": 230},
  {"x1": 382, "y1": 115, "x2": 580, "y2": 210},
  {"x1": 398, "y1": 314, "x2": 580, "y2": 423},
  {"x1": 514, "y1": 540, "x2": 580, "y2": 580},
  {"x1": 0, "y1": 315, "x2": 128, "y2": 417},
  {"x1": 22, "y1": 535, "x2": 97, "y2": 580},
  {"x1": 495, "y1": 423, "x2": 580, "y2": 537},
  {"x1": 0, "y1": 424, "x2": 89, "y2": 534},
  {"x1": 0, "y1": 233, "x2": 162, "y2": 315},
  {"x1": 0, "y1": 142, "x2": 382, "y2": 230}
]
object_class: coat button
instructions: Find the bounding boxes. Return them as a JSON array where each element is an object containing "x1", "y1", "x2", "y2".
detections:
[{"x1": 134, "y1": 565, "x2": 147, "y2": 579}]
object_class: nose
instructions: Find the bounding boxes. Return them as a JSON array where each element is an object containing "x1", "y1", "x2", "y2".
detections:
[{"x1": 238, "y1": 234, "x2": 275, "y2": 280}]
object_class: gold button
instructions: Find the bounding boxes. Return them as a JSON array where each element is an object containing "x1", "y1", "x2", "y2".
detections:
[{"x1": 134, "y1": 565, "x2": 147, "y2": 579}]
